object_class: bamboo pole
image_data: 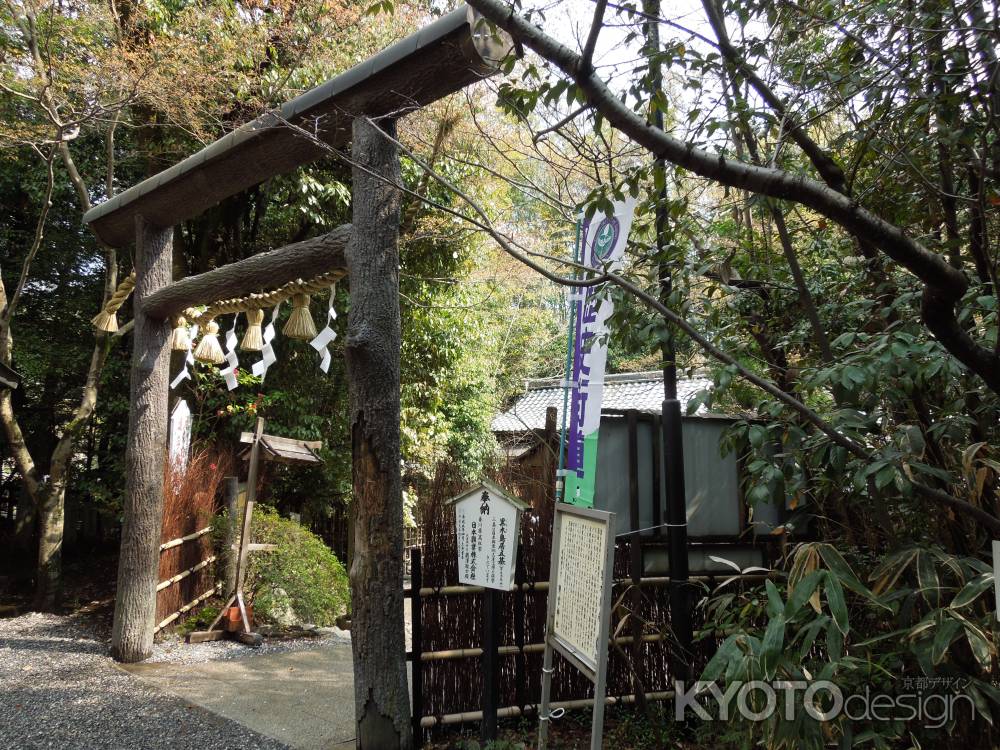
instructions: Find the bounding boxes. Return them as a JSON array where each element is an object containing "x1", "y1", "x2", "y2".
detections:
[
  {"x1": 154, "y1": 585, "x2": 220, "y2": 633},
  {"x1": 405, "y1": 572, "x2": 775, "y2": 598},
  {"x1": 159, "y1": 526, "x2": 213, "y2": 551},
  {"x1": 155, "y1": 556, "x2": 217, "y2": 592},
  {"x1": 417, "y1": 690, "x2": 677, "y2": 728},
  {"x1": 415, "y1": 633, "x2": 668, "y2": 663}
]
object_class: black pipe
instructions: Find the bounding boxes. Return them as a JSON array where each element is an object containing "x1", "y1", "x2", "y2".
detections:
[
  {"x1": 411, "y1": 548, "x2": 424, "y2": 748},
  {"x1": 481, "y1": 588, "x2": 500, "y2": 741},
  {"x1": 644, "y1": 0, "x2": 693, "y2": 682},
  {"x1": 662, "y1": 399, "x2": 692, "y2": 680}
]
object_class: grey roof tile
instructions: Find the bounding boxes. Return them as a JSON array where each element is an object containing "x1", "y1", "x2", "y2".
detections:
[{"x1": 492, "y1": 371, "x2": 713, "y2": 433}]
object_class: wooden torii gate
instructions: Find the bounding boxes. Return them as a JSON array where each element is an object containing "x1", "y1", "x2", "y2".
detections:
[{"x1": 83, "y1": 8, "x2": 508, "y2": 748}]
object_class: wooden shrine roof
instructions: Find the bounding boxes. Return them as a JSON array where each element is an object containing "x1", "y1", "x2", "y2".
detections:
[
  {"x1": 0, "y1": 361, "x2": 20, "y2": 390},
  {"x1": 239, "y1": 432, "x2": 323, "y2": 465}
]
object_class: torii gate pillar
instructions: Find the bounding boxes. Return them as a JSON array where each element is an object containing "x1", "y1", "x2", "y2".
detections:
[
  {"x1": 344, "y1": 115, "x2": 411, "y2": 749},
  {"x1": 110, "y1": 216, "x2": 173, "y2": 663}
]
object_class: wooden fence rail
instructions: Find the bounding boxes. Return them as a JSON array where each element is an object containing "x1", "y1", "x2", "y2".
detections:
[
  {"x1": 403, "y1": 572, "x2": 774, "y2": 599},
  {"x1": 155, "y1": 525, "x2": 217, "y2": 632},
  {"x1": 160, "y1": 525, "x2": 212, "y2": 551},
  {"x1": 156, "y1": 556, "x2": 217, "y2": 592},
  {"x1": 154, "y1": 584, "x2": 219, "y2": 633},
  {"x1": 414, "y1": 633, "x2": 668, "y2": 662},
  {"x1": 418, "y1": 690, "x2": 677, "y2": 728}
]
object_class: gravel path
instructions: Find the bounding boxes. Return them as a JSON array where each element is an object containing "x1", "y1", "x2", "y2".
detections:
[{"x1": 0, "y1": 612, "x2": 290, "y2": 750}]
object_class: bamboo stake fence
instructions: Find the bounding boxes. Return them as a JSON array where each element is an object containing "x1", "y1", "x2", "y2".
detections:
[
  {"x1": 160, "y1": 526, "x2": 212, "y2": 551},
  {"x1": 155, "y1": 524, "x2": 218, "y2": 631},
  {"x1": 407, "y1": 442, "x2": 777, "y2": 746}
]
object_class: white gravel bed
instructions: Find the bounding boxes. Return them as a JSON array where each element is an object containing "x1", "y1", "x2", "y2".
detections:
[
  {"x1": 147, "y1": 626, "x2": 351, "y2": 665},
  {"x1": 0, "y1": 612, "x2": 290, "y2": 749}
]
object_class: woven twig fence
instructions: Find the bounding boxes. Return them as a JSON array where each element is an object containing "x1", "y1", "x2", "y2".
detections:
[
  {"x1": 155, "y1": 449, "x2": 231, "y2": 627},
  {"x1": 409, "y1": 441, "x2": 738, "y2": 739}
]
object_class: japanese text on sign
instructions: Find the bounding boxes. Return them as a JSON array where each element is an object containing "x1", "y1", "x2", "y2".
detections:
[
  {"x1": 552, "y1": 513, "x2": 609, "y2": 672},
  {"x1": 454, "y1": 487, "x2": 522, "y2": 591}
]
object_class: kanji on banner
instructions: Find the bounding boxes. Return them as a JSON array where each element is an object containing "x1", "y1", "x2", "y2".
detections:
[{"x1": 563, "y1": 198, "x2": 637, "y2": 507}]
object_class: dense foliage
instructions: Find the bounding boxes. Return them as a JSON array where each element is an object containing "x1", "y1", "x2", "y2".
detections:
[
  {"x1": 460, "y1": 0, "x2": 1000, "y2": 745},
  {"x1": 236, "y1": 505, "x2": 349, "y2": 627}
]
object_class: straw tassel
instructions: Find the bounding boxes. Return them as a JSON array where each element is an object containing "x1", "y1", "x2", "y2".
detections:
[
  {"x1": 170, "y1": 316, "x2": 191, "y2": 352},
  {"x1": 91, "y1": 272, "x2": 136, "y2": 332},
  {"x1": 240, "y1": 309, "x2": 265, "y2": 351},
  {"x1": 193, "y1": 320, "x2": 225, "y2": 364},
  {"x1": 283, "y1": 293, "x2": 317, "y2": 340}
]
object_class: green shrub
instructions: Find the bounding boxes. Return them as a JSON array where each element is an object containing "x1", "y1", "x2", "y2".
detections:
[{"x1": 223, "y1": 505, "x2": 349, "y2": 627}]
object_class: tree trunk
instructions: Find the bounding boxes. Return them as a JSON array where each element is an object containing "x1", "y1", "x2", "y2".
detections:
[
  {"x1": 344, "y1": 116, "x2": 412, "y2": 750},
  {"x1": 34, "y1": 480, "x2": 66, "y2": 609},
  {"x1": 110, "y1": 216, "x2": 172, "y2": 663}
]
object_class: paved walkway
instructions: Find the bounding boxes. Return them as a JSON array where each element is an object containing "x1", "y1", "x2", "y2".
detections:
[{"x1": 125, "y1": 642, "x2": 359, "y2": 749}]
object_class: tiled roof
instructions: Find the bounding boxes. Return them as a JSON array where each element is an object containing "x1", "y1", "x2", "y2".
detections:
[{"x1": 491, "y1": 371, "x2": 714, "y2": 433}]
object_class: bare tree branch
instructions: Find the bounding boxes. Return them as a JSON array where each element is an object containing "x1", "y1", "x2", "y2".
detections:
[{"x1": 582, "y1": 0, "x2": 608, "y2": 70}]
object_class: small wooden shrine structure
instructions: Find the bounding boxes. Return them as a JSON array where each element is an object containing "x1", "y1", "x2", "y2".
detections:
[
  {"x1": 0, "y1": 361, "x2": 20, "y2": 391},
  {"x1": 189, "y1": 418, "x2": 323, "y2": 645}
]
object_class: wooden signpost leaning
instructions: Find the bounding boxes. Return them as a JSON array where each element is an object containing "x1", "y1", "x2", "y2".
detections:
[
  {"x1": 448, "y1": 480, "x2": 527, "y2": 742},
  {"x1": 188, "y1": 417, "x2": 322, "y2": 645},
  {"x1": 538, "y1": 503, "x2": 617, "y2": 750}
]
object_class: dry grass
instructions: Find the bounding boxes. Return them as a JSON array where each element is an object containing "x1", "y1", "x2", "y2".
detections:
[{"x1": 156, "y1": 448, "x2": 232, "y2": 623}]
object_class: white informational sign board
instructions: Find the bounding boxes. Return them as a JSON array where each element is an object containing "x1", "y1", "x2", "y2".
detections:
[
  {"x1": 450, "y1": 480, "x2": 527, "y2": 591},
  {"x1": 552, "y1": 511, "x2": 611, "y2": 673},
  {"x1": 169, "y1": 399, "x2": 192, "y2": 472},
  {"x1": 538, "y1": 504, "x2": 616, "y2": 750}
]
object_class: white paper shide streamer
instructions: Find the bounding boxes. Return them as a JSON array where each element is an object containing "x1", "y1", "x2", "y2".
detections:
[
  {"x1": 219, "y1": 316, "x2": 240, "y2": 391},
  {"x1": 169, "y1": 399, "x2": 192, "y2": 473},
  {"x1": 252, "y1": 303, "x2": 281, "y2": 383},
  {"x1": 309, "y1": 285, "x2": 338, "y2": 374},
  {"x1": 170, "y1": 323, "x2": 199, "y2": 390}
]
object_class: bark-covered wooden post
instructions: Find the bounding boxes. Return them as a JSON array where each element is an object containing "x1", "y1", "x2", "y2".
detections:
[
  {"x1": 223, "y1": 476, "x2": 240, "y2": 596},
  {"x1": 110, "y1": 216, "x2": 172, "y2": 663},
  {"x1": 345, "y1": 116, "x2": 412, "y2": 749}
]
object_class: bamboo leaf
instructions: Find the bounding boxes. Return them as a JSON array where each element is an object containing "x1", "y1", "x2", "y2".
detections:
[
  {"x1": 785, "y1": 570, "x2": 825, "y2": 620},
  {"x1": 701, "y1": 635, "x2": 740, "y2": 682},
  {"x1": 765, "y1": 579, "x2": 783, "y2": 619},
  {"x1": 966, "y1": 625, "x2": 994, "y2": 670},
  {"x1": 951, "y1": 572, "x2": 994, "y2": 610},
  {"x1": 916, "y1": 550, "x2": 941, "y2": 607},
  {"x1": 930, "y1": 616, "x2": 962, "y2": 664},
  {"x1": 826, "y1": 572, "x2": 850, "y2": 635},
  {"x1": 760, "y1": 612, "x2": 785, "y2": 679}
]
